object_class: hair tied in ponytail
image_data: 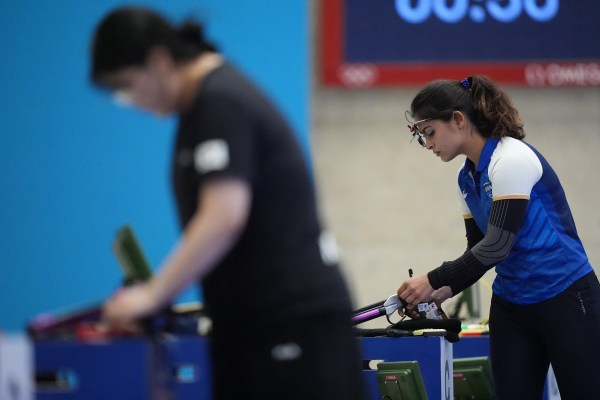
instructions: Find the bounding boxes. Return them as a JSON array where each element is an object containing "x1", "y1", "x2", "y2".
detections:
[
  {"x1": 178, "y1": 21, "x2": 203, "y2": 44},
  {"x1": 460, "y1": 77, "x2": 472, "y2": 90},
  {"x1": 177, "y1": 20, "x2": 217, "y2": 53}
]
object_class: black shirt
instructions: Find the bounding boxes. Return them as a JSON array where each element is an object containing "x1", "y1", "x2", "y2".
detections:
[{"x1": 172, "y1": 63, "x2": 353, "y2": 332}]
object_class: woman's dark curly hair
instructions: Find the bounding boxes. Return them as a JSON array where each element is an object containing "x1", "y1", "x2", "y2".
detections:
[{"x1": 409, "y1": 75, "x2": 525, "y2": 140}]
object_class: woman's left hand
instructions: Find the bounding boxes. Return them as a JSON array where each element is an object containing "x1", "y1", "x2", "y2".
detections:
[
  {"x1": 102, "y1": 283, "x2": 160, "y2": 332},
  {"x1": 431, "y1": 286, "x2": 453, "y2": 305},
  {"x1": 397, "y1": 274, "x2": 435, "y2": 308}
]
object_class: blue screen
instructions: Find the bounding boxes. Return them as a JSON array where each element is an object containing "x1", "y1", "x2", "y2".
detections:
[{"x1": 344, "y1": 0, "x2": 600, "y2": 63}]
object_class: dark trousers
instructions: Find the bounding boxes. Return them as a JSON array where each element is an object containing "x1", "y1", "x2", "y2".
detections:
[
  {"x1": 210, "y1": 313, "x2": 366, "y2": 400},
  {"x1": 490, "y1": 271, "x2": 600, "y2": 399}
]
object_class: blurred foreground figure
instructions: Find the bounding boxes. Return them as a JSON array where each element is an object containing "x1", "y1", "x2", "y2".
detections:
[{"x1": 90, "y1": 7, "x2": 364, "y2": 399}]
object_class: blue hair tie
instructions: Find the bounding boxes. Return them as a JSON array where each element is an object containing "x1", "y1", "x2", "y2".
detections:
[{"x1": 460, "y1": 77, "x2": 472, "y2": 90}]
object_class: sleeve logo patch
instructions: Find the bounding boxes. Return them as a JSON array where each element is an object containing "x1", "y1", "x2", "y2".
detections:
[{"x1": 193, "y1": 139, "x2": 230, "y2": 173}]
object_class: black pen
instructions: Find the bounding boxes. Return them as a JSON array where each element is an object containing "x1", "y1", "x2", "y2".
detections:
[{"x1": 409, "y1": 268, "x2": 413, "y2": 278}]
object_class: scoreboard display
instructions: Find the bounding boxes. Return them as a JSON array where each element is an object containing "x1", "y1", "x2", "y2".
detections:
[{"x1": 320, "y1": 0, "x2": 600, "y2": 87}]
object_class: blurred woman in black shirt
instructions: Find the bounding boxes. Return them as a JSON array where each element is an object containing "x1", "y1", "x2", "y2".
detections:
[{"x1": 91, "y1": 6, "x2": 364, "y2": 399}]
